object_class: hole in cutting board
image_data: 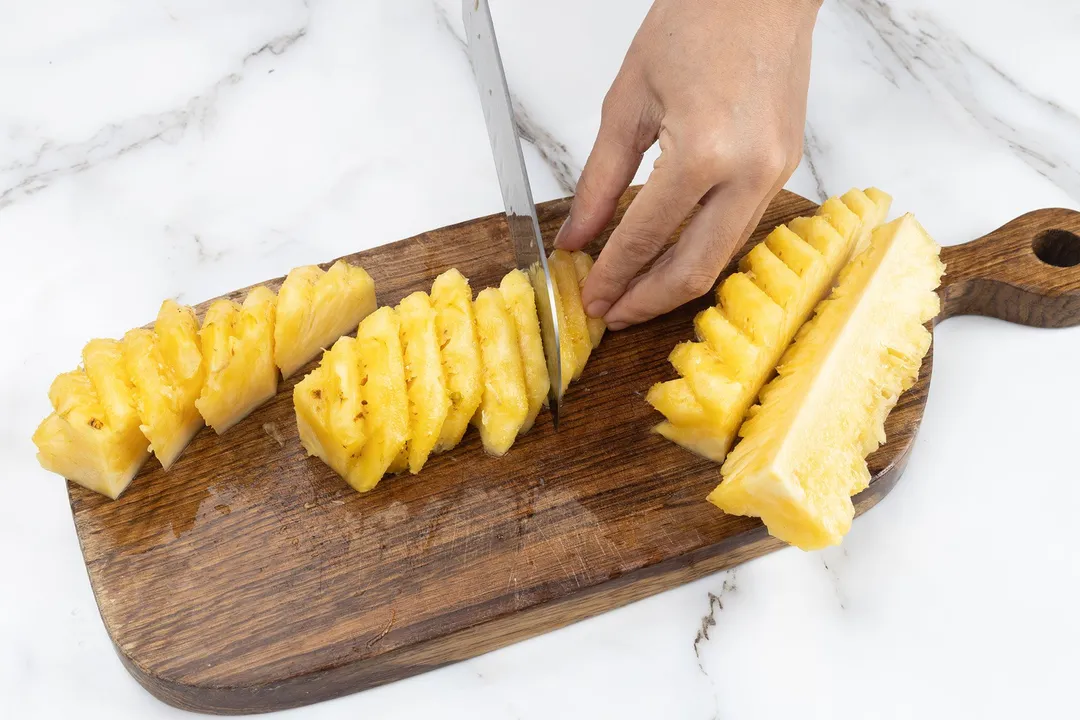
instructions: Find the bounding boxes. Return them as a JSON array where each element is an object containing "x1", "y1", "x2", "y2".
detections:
[{"x1": 1033, "y1": 229, "x2": 1080, "y2": 267}]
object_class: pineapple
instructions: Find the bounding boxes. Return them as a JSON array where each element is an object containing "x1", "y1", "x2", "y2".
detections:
[
  {"x1": 529, "y1": 262, "x2": 574, "y2": 394},
  {"x1": 431, "y1": 269, "x2": 483, "y2": 451},
  {"x1": 647, "y1": 189, "x2": 892, "y2": 463},
  {"x1": 712, "y1": 215, "x2": 945, "y2": 550},
  {"x1": 499, "y1": 269, "x2": 550, "y2": 432},
  {"x1": 569, "y1": 251, "x2": 606, "y2": 349},
  {"x1": 123, "y1": 300, "x2": 205, "y2": 470},
  {"x1": 348, "y1": 307, "x2": 409, "y2": 491},
  {"x1": 549, "y1": 250, "x2": 593, "y2": 379},
  {"x1": 33, "y1": 339, "x2": 150, "y2": 498},
  {"x1": 294, "y1": 336, "x2": 367, "y2": 479},
  {"x1": 394, "y1": 291, "x2": 450, "y2": 474},
  {"x1": 472, "y1": 288, "x2": 528, "y2": 456},
  {"x1": 195, "y1": 286, "x2": 278, "y2": 433},
  {"x1": 274, "y1": 260, "x2": 376, "y2": 379}
]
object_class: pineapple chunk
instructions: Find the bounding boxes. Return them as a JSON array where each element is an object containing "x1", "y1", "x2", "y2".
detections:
[
  {"x1": 739, "y1": 243, "x2": 805, "y2": 329},
  {"x1": 693, "y1": 306, "x2": 762, "y2": 384},
  {"x1": 499, "y1": 269, "x2": 550, "y2": 432},
  {"x1": 841, "y1": 187, "x2": 890, "y2": 255},
  {"x1": 787, "y1": 216, "x2": 850, "y2": 270},
  {"x1": 645, "y1": 378, "x2": 707, "y2": 427},
  {"x1": 712, "y1": 215, "x2": 945, "y2": 550},
  {"x1": 33, "y1": 339, "x2": 150, "y2": 498},
  {"x1": 431, "y1": 269, "x2": 483, "y2": 451},
  {"x1": 816, "y1": 196, "x2": 862, "y2": 250},
  {"x1": 668, "y1": 342, "x2": 743, "y2": 418},
  {"x1": 655, "y1": 422, "x2": 733, "y2": 463},
  {"x1": 865, "y1": 187, "x2": 892, "y2": 221},
  {"x1": 196, "y1": 286, "x2": 278, "y2": 433},
  {"x1": 530, "y1": 262, "x2": 574, "y2": 394},
  {"x1": 123, "y1": 300, "x2": 205, "y2": 470},
  {"x1": 395, "y1": 291, "x2": 450, "y2": 474},
  {"x1": 274, "y1": 260, "x2": 376, "y2": 379},
  {"x1": 569, "y1": 251, "x2": 606, "y2": 348},
  {"x1": 348, "y1": 307, "x2": 408, "y2": 492},
  {"x1": 294, "y1": 336, "x2": 367, "y2": 479},
  {"x1": 549, "y1": 250, "x2": 592, "y2": 379},
  {"x1": 717, "y1": 273, "x2": 785, "y2": 349},
  {"x1": 472, "y1": 288, "x2": 528, "y2": 456}
]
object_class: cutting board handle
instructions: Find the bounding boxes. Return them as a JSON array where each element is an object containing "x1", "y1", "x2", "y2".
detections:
[{"x1": 938, "y1": 208, "x2": 1080, "y2": 327}]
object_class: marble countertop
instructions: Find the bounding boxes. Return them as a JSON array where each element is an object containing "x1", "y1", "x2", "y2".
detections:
[{"x1": 3, "y1": 0, "x2": 1079, "y2": 717}]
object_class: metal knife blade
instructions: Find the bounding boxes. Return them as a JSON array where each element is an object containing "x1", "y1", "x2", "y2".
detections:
[{"x1": 462, "y1": 0, "x2": 564, "y2": 427}]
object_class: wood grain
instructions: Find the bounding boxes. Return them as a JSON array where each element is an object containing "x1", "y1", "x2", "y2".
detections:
[{"x1": 66, "y1": 189, "x2": 1080, "y2": 714}]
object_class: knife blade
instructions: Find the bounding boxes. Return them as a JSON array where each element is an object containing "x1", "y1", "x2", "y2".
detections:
[{"x1": 462, "y1": 0, "x2": 564, "y2": 427}]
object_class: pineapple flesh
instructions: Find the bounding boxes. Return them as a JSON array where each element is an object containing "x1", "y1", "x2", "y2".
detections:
[
  {"x1": 33, "y1": 339, "x2": 150, "y2": 499},
  {"x1": 472, "y1": 288, "x2": 529, "y2": 456},
  {"x1": 499, "y1": 269, "x2": 550, "y2": 432},
  {"x1": 570, "y1": 252, "x2": 606, "y2": 349},
  {"x1": 294, "y1": 336, "x2": 367, "y2": 480},
  {"x1": 549, "y1": 250, "x2": 593, "y2": 380},
  {"x1": 394, "y1": 291, "x2": 450, "y2": 474},
  {"x1": 274, "y1": 260, "x2": 376, "y2": 379},
  {"x1": 712, "y1": 215, "x2": 945, "y2": 550},
  {"x1": 123, "y1": 300, "x2": 206, "y2": 470},
  {"x1": 431, "y1": 269, "x2": 483, "y2": 451},
  {"x1": 196, "y1": 286, "x2": 278, "y2": 433},
  {"x1": 647, "y1": 188, "x2": 892, "y2": 462}
]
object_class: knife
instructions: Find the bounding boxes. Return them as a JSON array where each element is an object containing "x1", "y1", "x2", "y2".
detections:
[{"x1": 462, "y1": 0, "x2": 564, "y2": 428}]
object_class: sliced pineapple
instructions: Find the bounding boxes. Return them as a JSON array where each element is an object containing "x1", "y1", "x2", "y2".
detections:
[
  {"x1": 472, "y1": 288, "x2": 528, "y2": 456},
  {"x1": 716, "y1": 273, "x2": 785, "y2": 349},
  {"x1": 123, "y1": 300, "x2": 205, "y2": 470},
  {"x1": 712, "y1": 214, "x2": 945, "y2": 550},
  {"x1": 431, "y1": 269, "x2": 483, "y2": 451},
  {"x1": 549, "y1": 250, "x2": 592, "y2": 379},
  {"x1": 530, "y1": 262, "x2": 574, "y2": 394},
  {"x1": 395, "y1": 291, "x2": 450, "y2": 474},
  {"x1": 347, "y1": 307, "x2": 408, "y2": 492},
  {"x1": 499, "y1": 269, "x2": 550, "y2": 432},
  {"x1": 196, "y1": 286, "x2": 278, "y2": 434},
  {"x1": 294, "y1": 336, "x2": 367, "y2": 479},
  {"x1": 569, "y1": 251, "x2": 606, "y2": 348},
  {"x1": 33, "y1": 339, "x2": 150, "y2": 498},
  {"x1": 274, "y1": 260, "x2": 376, "y2": 379}
]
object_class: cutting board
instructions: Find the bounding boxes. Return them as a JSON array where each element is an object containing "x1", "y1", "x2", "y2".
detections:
[{"x1": 66, "y1": 188, "x2": 1080, "y2": 714}]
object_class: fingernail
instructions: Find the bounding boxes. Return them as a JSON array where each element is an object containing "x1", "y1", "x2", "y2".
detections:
[
  {"x1": 585, "y1": 300, "x2": 611, "y2": 318},
  {"x1": 606, "y1": 320, "x2": 628, "y2": 331}
]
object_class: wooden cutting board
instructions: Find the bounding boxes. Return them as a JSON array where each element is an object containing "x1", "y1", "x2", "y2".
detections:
[{"x1": 66, "y1": 188, "x2": 1080, "y2": 714}]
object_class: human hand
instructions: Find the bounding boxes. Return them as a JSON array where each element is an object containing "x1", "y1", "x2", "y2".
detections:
[{"x1": 554, "y1": 0, "x2": 821, "y2": 329}]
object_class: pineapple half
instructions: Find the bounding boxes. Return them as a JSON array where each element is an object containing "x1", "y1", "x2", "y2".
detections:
[
  {"x1": 647, "y1": 188, "x2": 891, "y2": 462},
  {"x1": 712, "y1": 215, "x2": 946, "y2": 550},
  {"x1": 274, "y1": 260, "x2": 376, "y2": 379},
  {"x1": 195, "y1": 286, "x2": 278, "y2": 433},
  {"x1": 33, "y1": 339, "x2": 151, "y2": 499},
  {"x1": 123, "y1": 300, "x2": 206, "y2": 470}
]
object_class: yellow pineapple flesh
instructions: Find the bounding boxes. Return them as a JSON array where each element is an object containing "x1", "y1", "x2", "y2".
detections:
[
  {"x1": 569, "y1": 251, "x2": 606, "y2": 348},
  {"x1": 431, "y1": 269, "x2": 483, "y2": 451},
  {"x1": 499, "y1": 269, "x2": 550, "y2": 432},
  {"x1": 274, "y1": 260, "x2": 376, "y2": 379},
  {"x1": 123, "y1": 300, "x2": 205, "y2": 470},
  {"x1": 33, "y1": 339, "x2": 150, "y2": 498},
  {"x1": 647, "y1": 189, "x2": 892, "y2": 463},
  {"x1": 294, "y1": 336, "x2": 367, "y2": 479},
  {"x1": 712, "y1": 214, "x2": 945, "y2": 550},
  {"x1": 549, "y1": 250, "x2": 592, "y2": 380},
  {"x1": 529, "y1": 262, "x2": 574, "y2": 394},
  {"x1": 195, "y1": 286, "x2": 278, "y2": 433},
  {"x1": 472, "y1": 288, "x2": 528, "y2": 456},
  {"x1": 394, "y1": 291, "x2": 450, "y2": 474}
]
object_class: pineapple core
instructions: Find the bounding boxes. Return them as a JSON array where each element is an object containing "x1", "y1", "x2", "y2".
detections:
[{"x1": 713, "y1": 215, "x2": 945, "y2": 550}]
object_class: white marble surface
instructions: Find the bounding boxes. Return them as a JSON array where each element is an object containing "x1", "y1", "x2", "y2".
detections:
[{"x1": 2, "y1": 0, "x2": 1079, "y2": 717}]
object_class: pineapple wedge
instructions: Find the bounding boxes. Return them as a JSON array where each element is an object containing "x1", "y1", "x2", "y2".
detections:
[
  {"x1": 195, "y1": 286, "x2": 278, "y2": 433},
  {"x1": 33, "y1": 339, "x2": 150, "y2": 498},
  {"x1": 395, "y1": 291, "x2": 450, "y2": 474},
  {"x1": 348, "y1": 307, "x2": 409, "y2": 492},
  {"x1": 712, "y1": 215, "x2": 945, "y2": 550},
  {"x1": 431, "y1": 269, "x2": 483, "y2": 451},
  {"x1": 472, "y1": 288, "x2": 528, "y2": 456},
  {"x1": 123, "y1": 300, "x2": 205, "y2": 470},
  {"x1": 529, "y1": 262, "x2": 574, "y2": 394},
  {"x1": 549, "y1": 250, "x2": 593, "y2": 379},
  {"x1": 648, "y1": 189, "x2": 892, "y2": 462},
  {"x1": 499, "y1": 269, "x2": 550, "y2": 432},
  {"x1": 274, "y1": 260, "x2": 376, "y2": 379},
  {"x1": 294, "y1": 336, "x2": 367, "y2": 479},
  {"x1": 570, "y1": 251, "x2": 606, "y2": 349}
]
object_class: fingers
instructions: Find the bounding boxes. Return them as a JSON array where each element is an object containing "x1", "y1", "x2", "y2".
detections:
[
  {"x1": 554, "y1": 76, "x2": 659, "y2": 253},
  {"x1": 602, "y1": 184, "x2": 763, "y2": 329}
]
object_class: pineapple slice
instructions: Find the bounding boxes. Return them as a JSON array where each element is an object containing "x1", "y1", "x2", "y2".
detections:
[
  {"x1": 499, "y1": 269, "x2": 550, "y2": 432},
  {"x1": 294, "y1": 336, "x2": 367, "y2": 479},
  {"x1": 649, "y1": 189, "x2": 892, "y2": 463},
  {"x1": 431, "y1": 269, "x2": 483, "y2": 451},
  {"x1": 645, "y1": 378, "x2": 707, "y2": 427},
  {"x1": 123, "y1": 300, "x2": 205, "y2": 470},
  {"x1": 274, "y1": 260, "x2": 376, "y2": 379},
  {"x1": 530, "y1": 262, "x2": 574, "y2": 394},
  {"x1": 472, "y1": 288, "x2": 529, "y2": 456},
  {"x1": 395, "y1": 291, "x2": 450, "y2": 474},
  {"x1": 33, "y1": 339, "x2": 150, "y2": 498},
  {"x1": 195, "y1": 286, "x2": 278, "y2": 433},
  {"x1": 569, "y1": 251, "x2": 606, "y2": 348},
  {"x1": 712, "y1": 215, "x2": 945, "y2": 550},
  {"x1": 549, "y1": 250, "x2": 592, "y2": 379},
  {"x1": 348, "y1": 307, "x2": 409, "y2": 492},
  {"x1": 841, "y1": 187, "x2": 892, "y2": 255}
]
